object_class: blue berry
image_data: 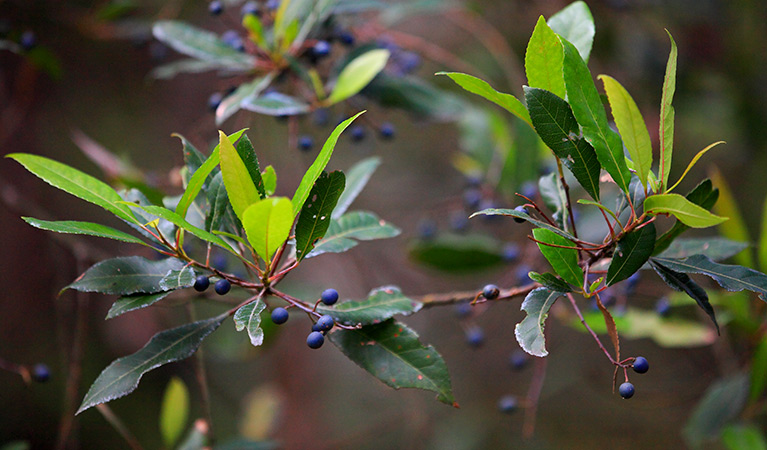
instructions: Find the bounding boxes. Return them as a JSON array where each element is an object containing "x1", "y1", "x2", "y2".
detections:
[
  {"x1": 315, "y1": 315, "x2": 335, "y2": 332},
  {"x1": 396, "y1": 51, "x2": 421, "y2": 74},
  {"x1": 214, "y1": 279, "x2": 231, "y2": 295},
  {"x1": 462, "y1": 188, "x2": 482, "y2": 209},
  {"x1": 321, "y1": 288, "x2": 339, "y2": 305},
  {"x1": 513, "y1": 205, "x2": 528, "y2": 223},
  {"x1": 31, "y1": 363, "x2": 50, "y2": 383},
  {"x1": 241, "y1": 1, "x2": 260, "y2": 17},
  {"x1": 618, "y1": 382, "x2": 635, "y2": 399},
  {"x1": 271, "y1": 307, "x2": 289, "y2": 324},
  {"x1": 379, "y1": 122, "x2": 395, "y2": 140},
  {"x1": 313, "y1": 108, "x2": 329, "y2": 126},
  {"x1": 350, "y1": 125, "x2": 366, "y2": 142},
  {"x1": 209, "y1": 1, "x2": 223, "y2": 15},
  {"x1": 509, "y1": 350, "x2": 529, "y2": 371},
  {"x1": 221, "y1": 30, "x2": 245, "y2": 52},
  {"x1": 520, "y1": 181, "x2": 537, "y2": 200},
  {"x1": 19, "y1": 30, "x2": 36, "y2": 51},
  {"x1": 625, "y1": 272, "x2": 641, "y2": 295},
  {"x1": 307, "y1": 331, "x2": 325, "y2": 349},
  {"x1": 338, "y1": 30, "x2": 355, "y2": 46},
  {"x1": 515, "y1": 265, "x2": 532, "y2": 285},
  {"x1": 454, "y1": 302, "x2": 472, "y2": 318},
  {"x1": 466, "y1": 326, "x2": 485, "y2": 348},
  {"x1": 312, "y1": 40, "x2": 331, "y2": 58},
  {"x1": 482, "y1": 284, "x2": 500, "y2": 300},
  {"x1": 501, "y1": 243, "x2": 520, "y2": 263},
  {"x1": 193, "y1": 275, "x2": 210, "y2": 292},
  {"x1": 449, "y1": 212, "x2": 469, "y2": 232},
  {"x1": 298, "y1": 135, "x2": 314, "y2": 151},
  {"x1": 633, "y1": 356, "x2": 649, "y2": 374},
  {"x1": 265, "y1": 0, "x2": 280, "y2": 10},
  {"x1": 208, "y1": 92, "x2": 224, "y2": 111},
  {"x1": 497, "y1": 395, "x2": 518, "y2": 414},
  {"x1": 655, "y1": 297, "x2": 671, "y2": 317},
  {"x1": 464, "y1": 174, "x2": 482, "y2": 188}
]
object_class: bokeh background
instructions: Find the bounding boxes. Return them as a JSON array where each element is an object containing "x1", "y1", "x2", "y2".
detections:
[{"x1": 2, "y1": 0, "x2": 767, "y2": 448}]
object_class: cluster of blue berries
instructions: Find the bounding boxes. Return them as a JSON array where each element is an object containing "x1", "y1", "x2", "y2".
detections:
[
  {"x1": 619, "y1": 356, "x2": 650, "y2": 399},
  {"x1": 193, "y1": 275, "x2": 231, "y2": 295},
  {"x1": 270, "y1": 288, "x2": 339, "y2": 349}
]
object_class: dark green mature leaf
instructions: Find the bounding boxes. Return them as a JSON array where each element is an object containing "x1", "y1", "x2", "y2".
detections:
[
  {"x1": 329, "y1": 319, "x2": 456, "y2": 406},
  {"x1": 547, "y1": 0, "x2": 594, "y2": 62},
  {"x1": 205, "y1": 172, "x2": 238, "y2": 234},
  {"x1": 295, "y1": 171, "x2": 345, "y2": 262},
  {"x1": 77, "y1": 314, "x2": 227, "y2": 414},
  {"x1": 106, "y1": 292, "x2": 171, "y2": 320},
  {"x1": 561, "y1": 38, "x2": 631, "y2": 193},
  {"x1": 152, "y1": 21, "x2": 255, "y2": 70},
  {"x1": 317, "y1": 286, "x2": 422, "y2": 325},
  {"x1": 525, "y1": 16, "x2": 566, "y2": 98},
  {"x1": 22, "y1": 217, "x2": 150, "y2": 247},
  {"x1": 683, "y1": 373, "x2": 749, "y2": 449},
  {"x1": 524, "y1": 87, "x2": 601, "y2": 200},
  {"x1": 471, "y1": 208, "x2": 577, "y2": 241},
  {"x1": 176, "y1": 134, "x2": 206, "y2": 176},
  {"x1": 234, "y1": 298, "x2": 267, "y2": 347},
  {"x1": 721, "y1": 424, "x2": 767, "y2": 450},
  {"x1": 654, "y1": 179, "x2": 719, "y2": 255},
  {"x1": 657, "y1": 237, "x2": 748, "y2": 262},
  {"x1": 607, "y1": 222, "x2": 656, "y2": 285},
  {"x1": 528, "y1": 272, "x2": 572, "y2": 293},
  {"x1": 332, "y1": 157, "x2": 380, "y2": 220},
  {"x1": 216, "y1": 74, "x2": 275, "y2": 125},
  {"x1": 241, "y1": 92, "x2": 310, "y2": 116},
  {"x1": 307, "y1": 211, "x2": 400, "y2": 258},
  {"x1": 363, "y1": 73, "x2": 465, "y2": 121},
  {"x1": 532, "y1": 228, "x2": 583, "y2": 287},
  {"x1": 649, "y1": 259, "x2": 718, "y2": 332},
  {"x1": 653, "y1": 255, "x2": 767, "y2": 301},
  {"x1": 66, "y1": 257, "x2": 185, "y2": 295},
  {"x1": 515, "y1": 287, "x2": 563, "y2": 357},
  {"x1": 409, "y1": 233, "x2": 504, "y2": 272},
  {"x1": 159, "y1": 267, "x2": 196, "y2": 291},
  {"x1": 235, "y1": 135, "x2": 266, "y2": 200},
  {"x1": 437, "y1": 72, "x2": 532, "y2": 127}
]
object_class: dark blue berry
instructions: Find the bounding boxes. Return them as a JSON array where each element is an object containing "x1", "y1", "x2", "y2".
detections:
[
  {"x1": 515, "y1": 265, "x2": 532, "y2": 285},
  {"x1": 312, "y1": 40, "x2": 331, "y2": 58},
  {"x1": 462, "y1": 188, "x2": 482, "y2": 209},
  {"x1": 298, "y1": 135, "x2": 314, "y2": 151},
  {"x1": 633, "y1": 356, "x2": 649, "y2": 374},
  {"x1": 214, "y1": 279, "x2": 231, "y2": 295},
  {"x1": 208, "y1": 92, "x2": 224, "y2": 111},
  {"x1": 338, "y1": 30, "x2": 355, "y2": 46},
  {"x1": 482, "y1": 284, "x2": 500, "y2": 300},
  {"x1": 396, "y1": 51, "x2": 421, "y2": 74},
  {"x1": 315, "y1": 315, "x2": 335, "y2": 332},
  {"x1": 655, "y1": 297, "x2": 671, "y2": 317},
  {"x1": 241, "y1": 1, "x2": 260, "y2": 17},
  {"x1": 619, "y1": 382, "x2": 635, "y2": 399},
  {"x1": 265, "y1": 0, "x2": 280, "y2": 10},
  {"x1": 466, "y1": 326, "x2": 485, "y2": 348},
  {"x1": 501, "y1": 243, "x2": 520, "y2": 263},
  {"x1": 350, "y1": 125, "x2": 366, "y2": 142},
  {"x1": 321, "y1": 288, "x2": 339, "y2": 305},
  {"x1": 513, "y1": 205, "x2": 528, "y2": 223},
  {"x1": 417, "y1": 219, "x2": 437, "y2": 240},
  {"x1": 454, "y1": 302, "x2": 472, "y2": 318},
  {"x1": 209, "y1": 1, "x2": 224, "y2": 15},
  {"x1": 271, "y1": 307, "x2": 289, "y2": 324},
  {"x1": 509, "y1": 350, "x2": 529, "y2": 371},
  {"x1": 625, "y1": 272, "x2": 641, "y2": 295},
  {"x1": 31, "y1": 363, "x2": 50, "y2": 383},
  {"x1": 221, "y1": 30, "x2": 245, "y2": 52},
  {"x1": 520, "y1": 181, "x2": 537, "y2": 200},
  {"x1": 307, "y1": 331, "x2": 325, "y2": 349},
  {"x1": 497, "y1": 395, "x2": 518, "y2": 413},
  {"x1": 193, "y1": 275, "x2": 210, "y2": 292},
  {"x1": 19, "y1": 30, "x2": 36, "y2": 51},
  {"x1": 379, "y1": 122, "x2": 395, "y2": 140}
]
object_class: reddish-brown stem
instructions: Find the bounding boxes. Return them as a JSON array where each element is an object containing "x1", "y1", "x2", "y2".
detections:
[
  {"x1": 566, "y1": 293, "x2": 617, "y2": 365},
  {"x1": 527, "y1": 235, "x2": 585, "y2": 251},
  {"x1": 555, "y1": 158, "x2": 579, "y2": 240},
  {"x1": 418, "y1": 283, "x2": 537, "y2": 308},
  {"x1": 96, "y1": 404, "x2": 144, "y2": 450}
]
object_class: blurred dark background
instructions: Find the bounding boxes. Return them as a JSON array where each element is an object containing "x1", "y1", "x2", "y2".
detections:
[{"x1": 2, "y1": 0, "x2": 766, "y2": 448}]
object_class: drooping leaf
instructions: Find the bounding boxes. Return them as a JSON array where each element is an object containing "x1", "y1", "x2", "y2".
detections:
[
  {"x1": 683, "y1": 373, "x2": 749, "y2": 449},
  {"x1": 409, "y1": 233, "x2": 504, "y2": 272},
  {"x1": 653, "y1": 179, "x2": 719, "y2": 255},
  {"x1": 22, "y1": 217, "x2": 150, "y2": 247},
  {"x1": 649, "y1": 259, "x2": 718, "y2": 331},
  {"x1": 750, "y1": 334, "x2": 767, "y2": 401},
  {"x1": 242, "y1": 197, "x2": 293, "y2": 262},
  {"x1": 645, "y1": 193, "x2": 727, "y2": 228},
  {"x1": 216, "y1": 74, "x2": 275, "y2": 125},
  {"x1": 532, "y1": 228, "x2": 583, "y2": 287},
  {"x1": 528, "y1": 272, "x2": 573, "y2": 292},
  {"x1": 607, "y1": 221, "x2": 656, "y2": 285},
  {"x1": 470, "y1": 208, "x2": 578, "y2": 242},
  {"x1": 234, "y1": 298, "x2": 267, "y2": 347},
  {"x1": 307, "y1": 210, "x2": 400, "y2": 258},
  {"x1": 547, "y1": 1, "x2": 594, "y2": 62},
  {"x1": 328, "y1": 319, "x2": 456, "y2": 406},
  {"x1": 710, "y1": 168, "x2": 754, "y2": 268},
  {"x1": 721, "y1": 424, "x2": 767, "y2": 450},
  {"x1": 152, "y1": 21, "x2": 256, "y2": 70},
  {"x1": 332, "y1": 157, "x2": 380, "y2": 219},
  {"x1": 653, "y1": 255, "x2": 767, "y2": 301},
  {"x1": 656, "y1": 237, "x2": 748, "y2": 262},
  {"x1": 599, "y1": 75, "x2": 653, "y2": 190},
  {"x1": 436, "y1": 72, "x2": 532, "y2": 127},
  {"x1": 515, "y1": 287, "x2": 563, "y2": 357},
  {"x1": 219, "y1": 130, "x2": 261, "y2": 222},
  {"x1": 659, "y1": 31, "x2": 677, "y2": 191},
  {"x1": 524, "y1": 87, "x2": 601, "y2": 200},
  {"x1": 317, "y1": 286, "x2": 422, "y2": 326},
  {"x1": 77, "y1": 314, "x2": 227, "y2": 414},
  {"x1": 106, "y1": 292, "x2": 172, "y2": 320},
  {"x1": 160, "y1": 377, "x2": 190, "y2": 449},
  {"x1": 667, "y1": 141, "x2": 725, "y2": 193},
  {"x1": 241, "y1": 91, "x2": 310, "y2": 116},
  {"x1": 525, "y1": 17, "x2": 565, "y2": 98},
  {"x1": 292, "y1": 112, "x2": 364, "y2": 216},
  {"x1": 327, "y1": 49, "x2": 390, "y2": 104},
  {"x1": 560, "y1": 38, "x2": 631, "y2": 193},
  {"x1": 295, "y1": 171, "x2": 345, "y2": 262},
  {"x1": 66, "y1": 257, "x2": 185, "y2": 295}
]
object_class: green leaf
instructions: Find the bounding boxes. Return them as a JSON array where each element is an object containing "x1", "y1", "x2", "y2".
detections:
[
  {"x1": 159, "y1": 267, "x2": 196, "y2": 291},
  {"x1": 683, "y1": 373, "x2": 749, "y2": 449},
  {"x1": 645, "y1": 193, "x2": 728, "y2": 228},
  {"x1": 436, "y1": 72, "x2": 532, "y2": 127},
  {"x1": 528, "y1": 272, "x2": 573, "y2": 292},
  {"x1": 66, "y1": 256, "x2": 185, "y2": 295},
  {"x1": 295, "y1": 171, "x2": 345, "y2": 262},
  {"x1": 653, "y1": 255, "x2": 767, "y2": 301},
  {"x1": 525, "y1": 16, "x2": 565, "y2": 99},
  {"x1": 653, "y1": 179, "x2": 719, "y2": 255},
  {"x1": 751, "y1": 334, "x2": 767, "y2": 401},
  {"x1": 236, "y1": 135, "x2": 266, "y2": 200},
  {"x1": 547, "y1": 1, "x2": 594, "y2": 62},
  {"x1": 77, "y1": 314, "x2": 226, "y2": 414},
  {"x1": 262, "y1": 165, "x2": 276, "y2": 196},
  {"x1": 760, "y1": 196, "x2": 767, "y2": 272},
  {"x1": 607, "y1": 222, "x2": 656, "y2": 285},
  {"x1": 659, "y1": 31, "x2": 677, "y2": 191},
  {"x1": 649, "y1": 258, "x2": 718, "y2": 331},
  {"x1": 328, "y1": 319, "x2": 456, "y2": 406},
  {"x1": 292, "y1": 112, "x2": 364, "y2": 216},
  {"x1": 152, "y1": 58, "x2": 235, "y2": 80},
  {"x1": 317, "y1": 286, "x2": 422, "y2": 326},
  {"x1": 332, "y1": 157, "x2": 380, "y2": 219},
  {"x1": 538, "y1": 172, "x2": 567, "y2": 219},
  {"x1": 152, "y1": 21, "x2": 255, "y2": 70},
  {"x1": 160, "y1": 377, "x2": 190, "y2": 449},
  {"x1": 532, "y1": 228, "x2": 583, "y2": 287},
  {"x1": 599, "y1": 75, "x2": 653, "y2": 190},
  {"x1": 216, "y1": 74, "x2": 275, "y2": 125},
  {"x1": 711, "y1": 168, "x2": 754, "y2": 268},
  {"x1": 242, "y1": 197, "x2": 293, "y2": 262},
  {"x1": 219, "y1": 130, "x2": 261, "y2": 222},
  {"x1": 409, "y1": 233, "x2": 504, "y2": 272},
  {"x1": 721, "y1": 424, "x2": 767, "y2": 450},
  {"x1": 234, "y1": 298, "x2": 267, "y2": 347},
  {"x1": 241, "y1": 92, "x2": 310, "y2": 116},
  {"x1": 523, "y1": 87, "x2": 601, "y2": 200},
  {"x1": 656, "y1": 237, "x2": 748, "y2": 262},
  {"x1": 667, "y1": 141, "x2": 725, "y2": 193},
  {"x1": 106, "y1": 292, "x2": 171, "y2": 320},
  {"x1": 561, "y1": 38, "x2": 632, "y2": 193},
  {"x1": 515, "y1": 287, "x2": 563, "y2": 357},
  {"x1": 22, "y1": 217, "x2": 150, "y2": 247},
  {"x1": 307, "y1": 210, "x2": 400, "y2": 258},
  {"x1": 7, "y1": 153, "x2": 137, "y2": 224},
  {"x1": 327, "y1": 49, "x2": 390, "y2": 104},
  {"x1": 205, "y1": 172, "x2": 237, "y2": 233},
  {"x1": 470, "y1": 208, "x2": 577, "y2": 242},
  {"x1": 364, "y1": 73, "x2": 465, "y2": 120}
]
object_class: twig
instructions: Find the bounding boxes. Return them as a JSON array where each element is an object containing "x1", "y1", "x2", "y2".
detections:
[
  {"x1": 186, "y1": 303, "x2": 214, "y2": 441},
  {"x1": 96, "y1": 404, "x2": 144, "y2": 450},
  {"x1": 417, "y1": 283, "x2": 537, "y2": 308},
  {"x1": 523, "y1": 356, "x2": 547, "y2": 439},
  {"x1": 566, "y1": 293, "x2": 617, "y2": 365}
]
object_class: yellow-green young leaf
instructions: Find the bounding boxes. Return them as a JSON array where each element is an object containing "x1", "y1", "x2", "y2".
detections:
[
  {"x1": 525, "y1": 16, "x2": 565, "y2": 99},
  {"x1": 242, "y1": 197, "x2": 293, "y2": 262},
  {"x1": 327, "y1": 49, "x2": 390, "y2": 105},
  {"x1": 243, "y1": 13, "x2": 267, "y2": 49},
  {"x1": 436, "y1": 72, "x2": 532, "y2": 128},
  {"x1": 644, "y1": 193, "x2": 728, "y2": 228},
  {"x1": 532, "y1": 228, "x2": 583, "y2": 287},
  {"x1": 262, "y1": 165, "x2": 276, "y2": 196},
  {"x1": 666, "y1": 141, "x2": 725, "y2": 193},
  {"x1": 219, "y1": 130, "x2": 260, "y2": 222},
  {"x1": 160, "y1": 377, "x2": 189, "y2": 449},
  {"x1": 599, "y1": 75, "x2": 653, "y2": 190},
  {"x1": 710, "y1": 168, "x2": 754, "y2": 268},
  {"x1": 659, "y1": 31, "x2": 677, "y2": 191}
]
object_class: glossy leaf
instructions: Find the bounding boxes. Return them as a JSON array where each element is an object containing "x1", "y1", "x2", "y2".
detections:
[
  {"x1": 292, "y1": 112, "x2": 364, "y2": 216},
  {"x1": 645, "y1": 193, "x2": 727, "y2": 228},
  {"x1": 750, "y1": 334, "x2": 767, "y2": 401},
  {"x1": 159, "y1": 267, "x2": 196, "y2": 291},
  {"x1": 532, "y1": 228, "x2": 583, "y2": 287},
  {"x1": 307, "y1": 211, "x2": 400, "y2": 258},
  {"x1": 234, "y1": 298, "x2": 267, "y2": 347},
  {"x1": 216, "y1": 74, "x2": 275, "y2": 125},
  {"x1": 205, "y1": 172, "x2": 236, "y2": 233},
  {"x1": 656, "y1": 237, "x2": 748, "y2": 262},
  {"x1": 328, "y1": 319, "x2": 456, "y2": 406},
  {"x1": 236, "y1": 135, "x2": 266, "y2": 200},
  {"x1": 327, "y1": 49, "x2": 390, "y2": 104},
  {"x1": 524, "y1": 87, "x2": 601, "y2": 200},
  {"x1": 653, "y1": 179, "x2": 719, "y2": 255},
  {"x1": 409, "y1": 233, "x2": 504, "y2": 272},
  {"x1": 436, "y1": 72, "x2": 532, "y2": 127},
  {"x1": 471, "y1": 208, "x2": 577, "y2": 242},
  {"x1": 242, "y1": 197, "x2": 293, "y2": 262},
  {"x1": 77, "y1": 314, "x2": 227, "y2": 414},
  {"x1": 317, "y1": 286, "x2": 421, "y2": 326},
  {"x1": 721, "y1": 425, "x2": 767, "y2": 450},
  {"x1": 333, "y1": 157, "x2": 381, "y2": 219},
  {"x1": 561, "y1": 38, "x2": 631, "y2": 193},
  {"x1": 515, "y1": 287, "x2": 563, "y2": 357},
  {"x1": 262, "y1": 166, "x2": 276, "y2": 196},
  {"x1": 152, "y1": 21, "x2": 255, "y2": 70},
  {"x1": 66, "y1": 257, "x2": 185, "y2": 295},
  {"x1": 547, "y1": 1, "x2": 594, "y2": 62},
  {"x1": 295, "y1": 171, "x2": 345, "y2": 262},
  {"x1": 106, "y1": 292, "x2": 171, "y2": 320},
  {"x1": 711, "y1": 168, "x2": 754, "y2": 268},
  {"x1": 607, "y1": 221, "x2": 656, "y2": 285},
  {"x1": 659, "y1": 31, "x2": 677, "y2": 191},
  {"x1": 667, "y1": 141, "x2": 725, "y2": 193},
  {"x1": 683, "y1": 373, "x2": 749, "y2": 449},
  {"x1": 528, "y1": 272, "x2": 573, "y2": 293},
  {"x1": 241, "y1": 92, "x2": 310, "y2": 116},
  {"x1": 22, "y1": 217, "x2": 149, "y2": 247},
  {"x1": 160, "y1": 377, "x2": 189, "y2": 449},
  {"x1": 599, "y1": 75, "x2": 653, "y2": 190},
  {"x1": 649, "y1": 259, "x2": 718, "y2": 331},
  {"x1": 525, "y1": 17, "x2": 565, "y2": 98},
  {"x1": 219, "y1": 130, "x2": 260, "y2": 222},
  {"x1": 653, "y1": 255, "x2": 767, "y2": 301}
]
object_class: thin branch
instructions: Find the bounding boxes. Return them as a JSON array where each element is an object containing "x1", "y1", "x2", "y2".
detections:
[
  {"x1": 566, "y1": 293, "x2": 617, "y2": 365},
  {"x1": 96, "y1": 404, "x2": 144, "y2": 450},
  {"x1": 417, "y1": 283, "x2": 537, "y2": 308},
  {"x1": 186, "y1": 303, "x2": 214, "y2": 441},
  {"x1": 523, "y1": 356, "x2": 547, "y2": 439}
]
